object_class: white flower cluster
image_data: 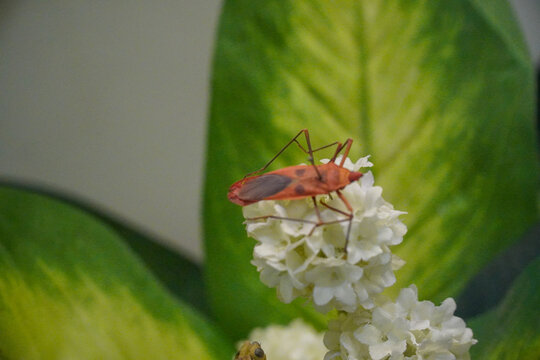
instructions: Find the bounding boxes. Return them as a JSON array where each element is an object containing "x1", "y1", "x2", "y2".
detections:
[
  {"x1": 240, "y1": 156, "x2": 476, "y2": 360},
  {"x1": 245, "y1": 156, "x2": 407, "y2": 312},
  {"x1": 324, "y1": 286, "x2": 477, "y2": 360},
  {"x1": 245, "y1": 319, "x2": 327, "y2": 360}
]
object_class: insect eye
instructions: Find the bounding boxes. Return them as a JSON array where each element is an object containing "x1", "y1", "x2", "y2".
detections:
[{"x1": 254, "y1": 348, "x2": 264, "y2": 358}]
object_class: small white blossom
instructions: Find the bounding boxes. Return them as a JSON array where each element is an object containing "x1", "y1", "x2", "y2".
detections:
[
  {"x1": 244, "y1": 156, "x2": 406, "y2": 312},
  {"x1": 244, "y1": 319, "x2": 326, "y2": 360},
  {"x1": 323, "y1": 286, "x2": 477, "y2": 360}
]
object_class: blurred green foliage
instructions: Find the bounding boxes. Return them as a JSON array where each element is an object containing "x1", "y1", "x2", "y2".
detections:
[
  {"x1": 0, "y1": 0, "x2": 538, "y2": 359},
  {"x1": 0, "y1": 187, "x2": 230, "y2": 359},
  {"x1": 471, "y1": 257, "x2": 540, "y2": 359},
  {"x1": 204, "y1": 0, "x2": 539, "y2": 344}
]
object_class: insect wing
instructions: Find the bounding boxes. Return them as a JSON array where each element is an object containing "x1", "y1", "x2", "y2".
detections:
[{"x1": 238, "y1": 174, "x2": 292, "y2": 202}]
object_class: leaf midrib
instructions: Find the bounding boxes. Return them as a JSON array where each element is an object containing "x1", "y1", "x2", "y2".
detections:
[{"x1": 355, "y1": 1, "x2": 372, "y2": 155}]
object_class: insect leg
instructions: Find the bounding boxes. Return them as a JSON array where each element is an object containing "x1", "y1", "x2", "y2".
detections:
[
  {"x1": 245, "y1": 193, "x2": 356, "y2": 253},
  {"x1": 244, "y1": 129, "x2": 340, "y2": 180},
  {"x1": 245, "y1": 214, "x2": 320, "y2": 239},
  {"x1": 297, "y1": 139, "x2": 341, "y2": 180},
  {"x1": 336, "y1": 190, "x2": 354, "y2": 252},
  {"x1": 319, "y1": 199, "x2": 350, "y2": 217},
  {"x1": 246, "y1": 212, "x2": 350, "y2": 236},
  {"x1": 329, "y1": 142, "x2": 342, "y2": 163},
  {"x1": 308, "y1": 196, "x2": 323, "y2": 236},
  {"x1": 296, "y1": 141, "x2": 340, "y2": 155},
  {"x1": 244, "y1": 129, "x2": 315, "y2": 178},
  {"x1": 245, "y1": 198, "x2": 341, "y2": 237},
  {"x1": 245, "y1": 215, "x2": 317, "y2": 225},
  {"x1": 330, "y1": 138, "x2": 354, "y2": 166},
  {"x1": 244, "y1": 129, "x2": 308, "y2": 178},
  {"x1": 300, "y1": 129, "x2": 325, "y2": 180},
  {"x1": 338, "y1": 139, "x2": 354, "y2": 167},
  {"x1": 317, "y1": 192, "x2": 355, "y2": 253},
  {"x1": 312, "y1": 196, "x2": 322, "y2": 222}
]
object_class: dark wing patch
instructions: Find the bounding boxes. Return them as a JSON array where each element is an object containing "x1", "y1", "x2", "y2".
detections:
[
  {"x1": 295, "y1": 184, "x2": 306, "y2": 194},
  {"x1": 238, "y1": 174, "x2": 292, "y2": 201}
]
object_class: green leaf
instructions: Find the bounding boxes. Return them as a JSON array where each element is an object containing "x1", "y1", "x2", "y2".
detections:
[
  {"x1": 0, "y1": 187, "x2": 231, "y2": 359},
  {"x1": 111, "y1": 222, "x2": 210, "y2": 315},
  {"x1": 0, "y1": 181, "x2": 209, "y2": 315},
  {"x1": 204, "y1": 0, "x2": 538, "y2": 339},
  {"x1": 456, "y1": 222, "x2": 540, "y2": 318},
  {"x1": 469, "y1": 256, "x2": 540, "y2": 359}
]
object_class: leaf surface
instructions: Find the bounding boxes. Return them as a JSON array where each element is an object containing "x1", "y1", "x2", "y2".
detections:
[
  {"x1": 204, "y1": 0, "x2": 538, "y2": 339},
  {"x1": 0, "y1": 187, "x2": 231, "y2": 359},
  {"x1": 470, "y1": 256, "x2": 540, "y2": 359},
  {"x1": 0, "y1": 181, "x2": 209, "y2": 315}
]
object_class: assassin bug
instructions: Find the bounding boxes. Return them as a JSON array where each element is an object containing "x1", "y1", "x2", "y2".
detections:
[
  {"x1": 234, "y1": 341, "x2": 266, "y2": 360},
  {"x1": 228, "y1": 129, "x2": 363, "y2": 252}
]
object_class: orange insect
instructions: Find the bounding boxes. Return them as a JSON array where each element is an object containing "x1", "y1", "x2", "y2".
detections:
[{"x1": 228, "y1": 129, "x2": 363, "y2": 251}]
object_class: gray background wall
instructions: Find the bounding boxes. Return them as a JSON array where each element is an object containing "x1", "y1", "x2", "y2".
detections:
[{"x1": 0, "y1": 0, "x2": 538, "y2": 262}]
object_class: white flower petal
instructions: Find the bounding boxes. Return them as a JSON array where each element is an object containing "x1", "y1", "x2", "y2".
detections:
[
  {"x1": 397, "y1": 285, "x2": 418, "y2": 311},
  {"x1": 354, "y1": 324, "x2": 382, "y2": 345},
  {"x1": 369, "y1": 340, "x2": 406, "y2": 360},
  {"x1": 353, "y1": 155, "x2": 374, "y2": 170},
  {"x1": 313, "y1": 286, "x2": 335, "y2": 306},
  {"x1": 335, "y1": 284, "x2": 358, "y2": 307},
  {"x1": 258, "y1": 266, "x2": 280, "y2": 286},
  {"x1": 278, "y1": 276, "x2": 295, "y2": 303},
  {"x1": 361, "y1": 171, "x2": 375, "y2": 187}
]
